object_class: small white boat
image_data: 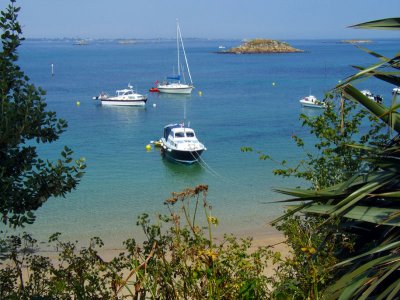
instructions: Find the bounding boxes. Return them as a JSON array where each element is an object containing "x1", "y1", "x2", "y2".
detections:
[
  {"x1": 157, "y1": 20, "x2": 194, "y2": 95},
  {"x1": 93, "y1": 84, "x2": 147, "y2": 106},
  {"x1": 393, "y1": 87, "x2": 400, "y2": 95},
  {"x1": 299, "y1": 95, "x2": 326, "y2": 109},
  {"x1": 361, "y1": 90, "x2": 383, "y2": 103},
  {"x1": 218, "y1": 45, "x2": 226, "y2": 49},
  {"x1": 361, "y1": 90, "x2": 374, "y2": 100},
  {"x1": 74, "y1": 39, "x2": 89, "y2": 46},
  {"x1": 160, "y1": 124, "x2": 206, "y2": 164}
]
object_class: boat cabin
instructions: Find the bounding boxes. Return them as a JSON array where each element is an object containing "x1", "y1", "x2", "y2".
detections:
[
  {"x1": 163, "y1": 124, "x2": 196, "y2": 141},
  {"x1": 116, "y1": 89, "x2": 135, "y2": 96}
]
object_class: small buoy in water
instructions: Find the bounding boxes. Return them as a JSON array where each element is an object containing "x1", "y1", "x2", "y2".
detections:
[
  {"x1": 145, "y1": 144, "x2": 151, "y2": 151},
  {"x1": 76, "y1": 101, "x2": 80, "y2": 106},
  {"x1": 272, "y1": 82, "x2": 276, "y2": 86},
  {"x1": 198, "y1": 91, "x2": 202, "y2": 96},
  {"x1": 153, "y1": 103, "x2": 156, "y2": 107},
  {"x1": 338, "y1": 80, "x2": 342, "y2": 83}
]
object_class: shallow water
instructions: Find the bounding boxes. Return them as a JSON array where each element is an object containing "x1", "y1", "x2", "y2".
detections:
[{"x1": 5, "y1": 38, "x2": 398, "y2": 247}]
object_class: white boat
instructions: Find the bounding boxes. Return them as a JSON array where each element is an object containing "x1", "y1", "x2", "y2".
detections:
[
  {"x1": 93, "y1": 84, "x2": 147, "y2": 106},
  {"x1": 361, "y1": 89, "x2": 383, "y2": 103},
  {"x1": 393, "y1": 87, "x2": 400, "y2": 95},
  {"x1": 157, "y1": 20, "x2": 194, "y2": 94},
  {"x1": 361, "y1": 89, "x2": 374, "y2": 100},
  {"x1": 160, "y1": 123, "x2": 206, "y2": 164},
  {"x1": 74, "y1": 39, "x2": 89, "y2": 46},
  {"x1": 299, "y1": 95, "x2": 326, "y2": 109}
]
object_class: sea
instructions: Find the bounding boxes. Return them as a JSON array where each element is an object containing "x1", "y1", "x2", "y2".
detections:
[{"x1": 6, "y1": 38, "x2": 399, "y2": 248}]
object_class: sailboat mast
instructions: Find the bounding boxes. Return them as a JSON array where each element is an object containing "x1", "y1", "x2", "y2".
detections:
[
  {"x1": 177, "y1": 21, "x2": 193, "y2": 86},
  {"x1": 176, "y1": 19, "x2": 180, "y2": 83}
]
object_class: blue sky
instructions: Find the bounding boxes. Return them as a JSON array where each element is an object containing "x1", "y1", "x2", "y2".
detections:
[{"x1": 6, "y1": 0, "x2": 400, "y2": 39}]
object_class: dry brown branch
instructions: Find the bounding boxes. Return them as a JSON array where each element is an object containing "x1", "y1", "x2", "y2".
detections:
[{"x1": 116, "y1": 241, "x2": 158, "y2": 295}]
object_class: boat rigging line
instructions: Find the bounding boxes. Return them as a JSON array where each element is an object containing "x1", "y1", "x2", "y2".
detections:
[{"x1": 192, "y1": 153, "x2": 225, "y2": 180}]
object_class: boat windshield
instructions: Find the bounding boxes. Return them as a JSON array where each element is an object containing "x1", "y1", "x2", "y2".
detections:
[
  {"x1": 173, "y1": 130, "x2": 195, "y2": 138},
  {"x1": 117, "y1": 89, "x2": 134, "y2": 96}
]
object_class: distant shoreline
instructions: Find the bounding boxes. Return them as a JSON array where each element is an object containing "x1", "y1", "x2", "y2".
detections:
[
  {"x1": 341, "y1": 39, "x2": 373, "y2": 44},
  {"x1": 23, "y1": 37, "x2": 399, "y2": 43}
]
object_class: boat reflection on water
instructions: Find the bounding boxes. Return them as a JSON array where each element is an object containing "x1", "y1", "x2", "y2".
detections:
[
  {"x1": 94, "y1": 104, "x2": 147, "y2": 125},
  {"x1": 300, "y1": 106, "x2": 325, "y2": 118},
  {"x1": 153, "y1": 92, "x2": 192, "y2": 100},
  {"x1": 161, "y1": 157, "x2": 204, "y2": 179}
]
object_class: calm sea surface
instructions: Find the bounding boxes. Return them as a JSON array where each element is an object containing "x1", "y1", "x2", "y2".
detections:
[{"x1": 7, "y1": 38, "x2": 399, "y2": 247}]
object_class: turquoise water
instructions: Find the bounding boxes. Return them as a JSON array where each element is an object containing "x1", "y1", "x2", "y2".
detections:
[{"x1": 7, "y1": 38, "x2": 399, "y2": 247}]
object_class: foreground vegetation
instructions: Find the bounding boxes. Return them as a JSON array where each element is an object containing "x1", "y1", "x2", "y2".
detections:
[{"x1": 1, "y1": 0, "x2": 400, "y2": 298}]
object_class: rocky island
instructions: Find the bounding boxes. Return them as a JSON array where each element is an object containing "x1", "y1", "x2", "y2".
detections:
[
  {"x1": 219, "y1": 39, "x2": 303, "y2": 54},
  {"x1": 341, "y1": 39, "x2": 372, "y2": 44}
]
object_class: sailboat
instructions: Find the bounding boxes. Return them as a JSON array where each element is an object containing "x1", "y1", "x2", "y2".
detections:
[{"x1": 157, "y1": 20, "x2": 194, "y2": 94}]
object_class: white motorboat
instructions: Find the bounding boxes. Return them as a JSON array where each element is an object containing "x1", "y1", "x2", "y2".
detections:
[
  {"x1": 160, "y1": 124, "x2": 206, "y2": 164},
  {"x1": 299, "y1": 95, "x2": 326, "y2": 109},
  {"x1": 93, "y1": 84, "x2": 147, "y2": 106},
  {"x1": 393, "y1": 87, "x2": 400, "y2": 95},
  {"x1": 361, "y1": 89, "x2": 383, "y2": 103},
  {"x1": 361, "y1": 90, "x2": 374, "y2": 100},
  {"x1": 157, "y1": 20, "x2": 194, "y2": 94}
]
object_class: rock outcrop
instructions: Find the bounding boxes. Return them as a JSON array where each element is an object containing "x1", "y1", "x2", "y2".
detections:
[
  {"x1": 220, "y1": 39, "x2": 303, "y2": 54},
  {"x1": 341, "y1": 39, "x2": 372, "y2": 44}
]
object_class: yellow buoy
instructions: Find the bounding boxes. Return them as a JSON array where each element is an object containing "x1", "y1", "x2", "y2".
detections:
[
  {"x1": 145, "y1": 144, "x2": 151, "y2": 151},
  {"x1": 198, "y1": 91, "x2": 203, "y2": 96},
  {"x1": 76, "y1": 101, "x2": 81, "y2": 106}
]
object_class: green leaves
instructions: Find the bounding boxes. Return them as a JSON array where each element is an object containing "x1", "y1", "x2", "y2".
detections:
[
  {"x1": 270, "y1": 17, "x2": 400, "y2": 299},
  {"x1": 296, "y1": 204, "x2": 400, "y2": 227},
  {"x1": 0, "y1": 1, "x2": 86, "y2": 227},
  {"x1": 343, "y1": 84, "x2": 400, "y2": 133},
  {"x1": 349, "y1": 18, "x2": 400, "y2": 30}
]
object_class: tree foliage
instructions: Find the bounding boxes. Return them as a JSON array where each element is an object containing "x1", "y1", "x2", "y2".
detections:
[
  {"x1": 0, "y1": 0, "x2": 86, "y2": 228},
  {"x1": 0, "y1": 186, "x2": 275, "y2": 299},
  {"x1": 242, "y1": 91, "x2": 388, "y2": 191},
  {"x1": 274, "y1": 19, "x2": 400, "y2": 299}
]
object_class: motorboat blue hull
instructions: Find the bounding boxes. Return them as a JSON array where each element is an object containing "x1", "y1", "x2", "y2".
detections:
[{"x1": 162, "y1": 147, "x2": 204, "y2": 164}]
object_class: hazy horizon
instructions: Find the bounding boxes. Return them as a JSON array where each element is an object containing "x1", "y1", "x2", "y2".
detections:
[
  {"x1": 22, "y1": 37, "x2": 399, "y2": 42},
  {"x1": 6, "y1": 0, "x2": 399, "y2": 41}
]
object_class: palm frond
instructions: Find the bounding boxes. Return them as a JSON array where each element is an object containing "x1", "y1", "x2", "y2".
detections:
[
  {"x1": 342, "y1": 84, "x2": 400, "y2": 133},
  {"x1": 351, "y1": 65, "x2": 400, "y2": 86},
  {"x1": 349, "y1": 18, "x2": 400, "y2": 30},
  {"x1": 299, "y1": 204, "x2": 400, "y2": 226},
  {"x1": 353, "y1": 45, "x2": 391, "y2": 61}
]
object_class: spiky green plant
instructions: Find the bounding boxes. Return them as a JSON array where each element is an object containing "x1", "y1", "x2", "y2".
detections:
[{"x1": 273, "y1": 18, "x2": 400, "y2": 299}]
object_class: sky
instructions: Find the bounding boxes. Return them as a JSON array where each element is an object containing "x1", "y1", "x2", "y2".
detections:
[{"x1": 4, "y1": 0, "x2": 400, "y2": 40}]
